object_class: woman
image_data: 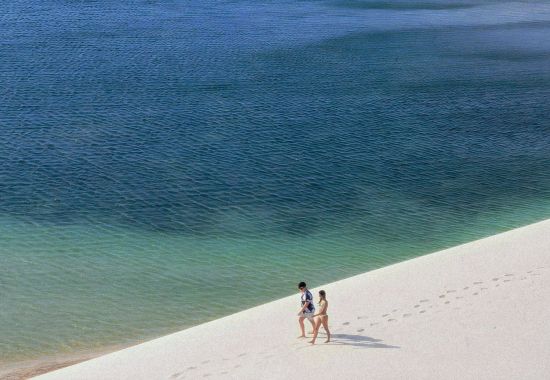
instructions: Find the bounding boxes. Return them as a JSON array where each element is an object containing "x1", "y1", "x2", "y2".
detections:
[{"x1": 309, "y1": 290, "x2": 331, "y2": 344}]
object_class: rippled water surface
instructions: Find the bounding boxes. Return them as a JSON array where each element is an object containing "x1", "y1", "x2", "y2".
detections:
[{"x1": 2, "y1": 0, "x2": 550, "y2": 366}]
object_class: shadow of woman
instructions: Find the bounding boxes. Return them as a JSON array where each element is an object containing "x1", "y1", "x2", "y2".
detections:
[{"x1": 329, "y1": 333, "x2": 400, "y2": 349}]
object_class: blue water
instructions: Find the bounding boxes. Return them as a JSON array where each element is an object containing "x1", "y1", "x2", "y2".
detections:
[{"x1": 1, "y1": 0, "x2": 550, "y2": 367}]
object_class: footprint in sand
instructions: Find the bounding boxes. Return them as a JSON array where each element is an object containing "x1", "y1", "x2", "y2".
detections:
[
  {"x1": 420, "y1": 299, "x2": 429, "y2": 303},
  {"x1": 492, "y1": 278, "x2": 500, "y2": 281},
  {"x1": 473, "y1": 292, "x2": 479, "y2": 296},
  {"x1": 495, "y1": 284, "x2": 500, "y2": 287},
  {"x1": 403, "y1": 313, "x2": 412, "y2": 317},
  {"x1": 357, "y1": 328, "x2": 365, "y2": 332},
  {"x1": 187, "y1": 367, "x2": 197, "y2": 371},
  {"x1": 370, "y1": 322, "x2": 379, "y2": 326},
  {"x1": 463, "y1": 286, "x2": 469, "y2": 290},
  {"x1": 392, "y1": 309, "x2": 398, "y2": 312},
  {"x1": 473, "y1": 281, "x2": 483, "y2": 285},
  {"x1": 419, "y1": 310, "x2": 426, "y2": 313},
  {"x1": 357, "y1": 316, "x2": 368, "y2": 319},
  {"x1": 170, "y1": 373, "x2": 182, "y2": 379},
  {"x1": 504, "y1": 273, "x2": 514, "y2": 277},
  {"x1": 201, "y1": 360, "x2": 210, "y2": 364},
  {"x1": 382, "y1": 314, "x2": 389, "y2": 317},
  {"x1": 446, "y1": 290, "x2": 456, "y2": 293},
  {"x1": 342, "y1": 322, "x2": 350, "y2": 325},
  {"x1": 414, "y1": 304, "x2": 420, "y2": 308},
  {"x1": 388, "y1": 318, "x2": 397, "y2": 322},
  {"x1": 439, "y1": 295, "x2": 445, "y2": 298},
  {"x1": 455, "y1": 296, "x2": 463, "y2": 299},
  {"x1": 237, "y1": 353, "x2": 247, "y2": 357},
  {"x1": 234, "y1": 365, "x2": 241, "y2": 369},
  {"x1": 220, "y1": 372, "x2": 228, "y2": 375},
  {"x1": 203, "y1": 374, "x2": 211, "y2": 378},
  {"x1": 444, "y1": 301, "x2": 450, "y2": 304}
]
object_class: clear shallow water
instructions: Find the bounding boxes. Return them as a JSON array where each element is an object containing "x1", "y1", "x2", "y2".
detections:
[{"x1": 1, "y1": 0, "x2": 550, "y2": 366}]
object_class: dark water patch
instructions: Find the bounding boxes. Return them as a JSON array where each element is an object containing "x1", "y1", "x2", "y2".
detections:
[
  {"x1": 457, "y1": 50, "x2": 550, "y2": 62},
  {"x1": 249, "y1": 24, "x2": 550, "y2": 212},
  {"x1": 332, "y1": 0, "x2": 477, "y2": 11}
]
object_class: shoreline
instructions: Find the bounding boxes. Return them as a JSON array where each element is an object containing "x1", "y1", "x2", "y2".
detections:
[
  {"x1": 27, "y1": 218, "x2": 550, "y2": 379},
  {"x1": 0, "y1": 345, "x2": 125, "y2": 380},
  {"x1": 1, "y1": 357, "x2": 94, "y2": 380}
]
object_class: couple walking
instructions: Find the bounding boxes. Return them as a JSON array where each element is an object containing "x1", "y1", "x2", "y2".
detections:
[{"x1": 297, "y1": 281, "x2": 331, "y2": 344}]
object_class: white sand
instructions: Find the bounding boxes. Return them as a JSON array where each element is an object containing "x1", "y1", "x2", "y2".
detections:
[{"x1": 34, "y1": 219, "x2": 550, "y2": 380}]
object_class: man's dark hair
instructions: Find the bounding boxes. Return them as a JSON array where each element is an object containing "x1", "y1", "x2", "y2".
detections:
[{"x1": 298, "y1": 281, "x2": 307, "y2": 289}]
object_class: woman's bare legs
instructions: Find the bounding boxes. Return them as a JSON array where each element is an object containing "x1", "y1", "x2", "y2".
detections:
[
  {"x1": 309, "y1": 317, "x2": 322, "y2": 344},
  {"x1": 321, "y1": 316, "x2": 330, "y2": 343}
]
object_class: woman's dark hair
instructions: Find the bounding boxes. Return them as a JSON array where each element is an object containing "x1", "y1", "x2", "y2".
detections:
[
  {"x1": 318, "y1": 290, "x2": 326, "y2": 304},
  {"x1": 298, "y1": 281, "x2": 307, "y2": 289}
]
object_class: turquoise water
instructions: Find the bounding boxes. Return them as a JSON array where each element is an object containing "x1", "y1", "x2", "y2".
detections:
[{"x1": 2, "y1": 0, "x2": 550, "y2": 366}]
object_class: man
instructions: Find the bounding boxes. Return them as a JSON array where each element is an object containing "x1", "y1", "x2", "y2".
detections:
[{"x1": 297, "y1": 281, "x2": 316, "y2": 338}]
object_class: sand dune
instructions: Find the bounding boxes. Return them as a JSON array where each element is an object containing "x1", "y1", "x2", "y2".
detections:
[{"x1": 34, "y1": 219, "x2": 550, "y2": 379}]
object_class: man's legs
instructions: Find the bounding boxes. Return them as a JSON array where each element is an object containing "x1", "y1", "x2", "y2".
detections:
[
  {"x1": 298, "y1": 316, "x2": 306, "y2": 337},
  {"x1": 308, "y1": 317, "x2": 315, "y2": 328},
  {"x1": 308, "y1": 317, "x2": 316, "y2": 333}
]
